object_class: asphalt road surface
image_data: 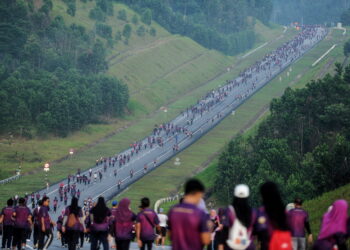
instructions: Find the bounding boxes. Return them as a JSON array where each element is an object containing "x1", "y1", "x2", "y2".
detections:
[{"x1": 9, "y1": 27, "x2": 327, "y2": 250}]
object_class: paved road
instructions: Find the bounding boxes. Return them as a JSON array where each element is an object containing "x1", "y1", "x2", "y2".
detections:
[{"x1": 10, "y1": 26, "x2": 327, "y2": 250}]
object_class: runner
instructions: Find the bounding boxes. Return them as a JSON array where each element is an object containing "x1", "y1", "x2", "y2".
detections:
[
  {"x1": 156, "y1": 208, "x2": 168, "y2": 247},
  {"x1": 168, "y1": 179, "x2": 211, "y2": 250},
  {"x1": 38, "y1": 197, "x2": 55, "y2": 250},
  {"x1": 0, "y1": 199, "x2": 15, "y2": 249},
  {"x1": 287, "y1": 198, "x2": 313, "y2": 250},
  {"x1": 12, "y1": 197, "x2": 32, "y2": 250},
  {"x1": 136, "y1": 197, "x2": 160, "y2": 250},
  {"x1": 112, "y1": 198, "x2": 136, "y2": 250}
]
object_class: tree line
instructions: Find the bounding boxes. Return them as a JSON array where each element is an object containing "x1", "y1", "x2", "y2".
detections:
[
  {"x1": 273, "y1": 0, "x2": 350, "y2": 25},
  {"x1": 115, "y1": 0, "x2": 273, "y2": 55},
  {"x1": 214, "y1": 64, "x2": 350, "y2": 205},
  {"x1": 0, "y1": 0, "x2": 129, "y2": 137}
]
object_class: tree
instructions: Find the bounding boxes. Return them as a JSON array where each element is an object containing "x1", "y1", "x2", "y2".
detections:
[
  {"x1": 136, "y1": 25, "x2": 146, "y2": 36},
  {"x1": 117, "y1": 9, "x2": 128, "y2": 21},
  {"x1": 149, "y1": 27, "x2": 156, "y2": 36},
  {"x1": 141, "y1": 8, "x2": 152, "y2": 25},
  {"x1": 132, "y1": 14, "x2": 139, "y2": 25},
  {"x1": 122, "y1": 24, "x2": 132, "y2": 39},
  {"x1": 344, "y1": 40, "x2": 350, "y2": 57}
]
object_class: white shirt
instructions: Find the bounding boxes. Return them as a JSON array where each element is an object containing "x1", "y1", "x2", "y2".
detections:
[{"x1": 158, "y1": 213, "x2": 168, "y2": 227}]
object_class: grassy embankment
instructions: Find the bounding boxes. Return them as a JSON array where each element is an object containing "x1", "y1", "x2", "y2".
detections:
[
  {"x1": 0, "y1": 0, "x2": 285, "y2": 203},
  {"x1": 116, "y1": 28, "x2": 349, "y2": 211}
]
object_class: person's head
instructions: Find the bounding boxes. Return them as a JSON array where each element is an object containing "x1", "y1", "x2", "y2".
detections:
[
  {"x1": 140, "y1": 197, "x2": 150, "y2": 209},
  {"x1": 42, "y1": 197, "x2": 50, "y2": 207},
  {"x1": 18, "y1": 197, "x2": 26, "y2": 206},
  {"x1": 294, "y1": 198, "x2": 303, "y2": 208},
  {"x1": 184, "y1": 179, "x2": 205, "y2": 205},
  {"x1": 159, "y1": 207, "x2": 164, "y2": 214},
  {"x1": 7, "y1": 198, "x2": 13, "y2": 207},
  {"x1": 38, "y1": 200, "x2": 43, "y2": 206},
  {"x1": 112, "y1": 200, "x2": 118, "y2": 207},
  {"x1": 260, "y1": 181, "x2": 288, "y2": 230},
  {"x1": 210, "y1": 209, "x2": 217, "y2": 218},
  {"x1": 232, "y1": 184, "x2": 252, "y2": 228}
]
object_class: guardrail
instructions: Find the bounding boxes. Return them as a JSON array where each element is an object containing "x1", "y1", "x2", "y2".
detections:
[
  {"x1": 0, "y1": 173, "x2": 21, "y2": 185},
  {"x1": 154, "y1": 193, "x2": 183, "y2": 212}
]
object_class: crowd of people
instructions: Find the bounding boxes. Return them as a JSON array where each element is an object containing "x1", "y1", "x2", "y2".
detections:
[
  {"x1": 0, "y1": 25, "x2": 335, "y2": 250},
  {"x1": 0, "y1": 179, "x2": 349, "y2": 250}
]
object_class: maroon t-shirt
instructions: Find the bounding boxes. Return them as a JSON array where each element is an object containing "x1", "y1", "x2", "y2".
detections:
[
  {"x1": 64, "y1": 206, "x2": 83, "y2": 231},
  {"x1": 1, "y1": 206, "x2": 14, "y2": 226},
  {"x1": 38, "y1": 205, "x2": 51, "y2": 229},
  {"x1": 136, "y1": 208, "x2": 160, "y2": 241},
  {"x1": 168, "y1": 202, "x2": 210, "y2": 250},
  {"x1": 14, "y1": 206, "x2": 31, "y2": 229}
]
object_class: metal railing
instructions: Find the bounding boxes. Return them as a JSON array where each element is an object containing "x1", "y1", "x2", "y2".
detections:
[{"x1": 0, "y1": 173, "x2": 21, "y2": 185}]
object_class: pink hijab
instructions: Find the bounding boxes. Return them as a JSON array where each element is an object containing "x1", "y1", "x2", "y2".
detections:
[
  {"x1": 318, "y1": 199, "x2": 348, "y2": 240},
  {"x1": 115, "y1": 198, "x2": 133, "y2": 223}
]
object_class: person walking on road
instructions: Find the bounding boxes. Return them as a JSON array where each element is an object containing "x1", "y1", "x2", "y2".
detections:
[
  {"x1": 89, "y1": 196, "x2": 111, "y2": 250},
  {"x1": 12, "y1": 197, "x2": 32, "y2": 250},
  {"x1": 0, "y1": 198, "x2": 15, "y2": 249},
  {"x1": 287, "y1": 198, "x2": 313, "y2": 250},
  {"x1": 113, "y1": 198, "x2": 136, "y2": 250},
  {"x1": 136, "y1": 197, "x2": 160, "y2": 250},
  {"x1": 38, "y1": 197, "x2": 55, "y2": 250},
  {"x1": 156, "y1": 208, "x2": 168, "y2": 247},
  {"x1": 168, "y1": 179, "x2": 211, "y2": 250},
  {"x1": 62, "y1": 197, "x2": 86, "y2": 250}
]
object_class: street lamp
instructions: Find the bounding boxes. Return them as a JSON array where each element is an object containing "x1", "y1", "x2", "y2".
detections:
[{"x1": 44, "y1": 163, "x2": 50, "y2": 189}]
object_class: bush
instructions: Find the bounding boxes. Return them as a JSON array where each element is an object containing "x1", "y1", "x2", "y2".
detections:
[
  {"x1": 89, "y1": 7, "x2": 106, "y2": 22},
  {"x1": 96, "y1": 23, "x2": 112, "y2": 39},
  {"x1": 149, "y1": 27, "x2": 156, "y2": 36},
  {"x1": 132, "y1": 14, "x2": 139, "y2": 25},
  {"x1": 115, "y1": 31, "x2": 122, "y2": 41},
  {"x1": 122, "y1": 24, "x2": 132, "y2": 39},
  {"x1": 117, "y1": 9, "x2": 127, "y2": 21},
  {"x1": 141, "y1": 8, "x2": 152, "y2": 25},
  {"x1": 136, "y1": 25, "x2": 146, "y2": 37}
]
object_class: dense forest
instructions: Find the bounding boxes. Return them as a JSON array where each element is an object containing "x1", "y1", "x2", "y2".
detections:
[
  {"x1": 273, "y1": 0, "x2": 350, "y2": 25},
  {"x1": 116, "y1": 0, "x2": 273, "y2": 55},
  {"x1": 0, "y1": 0, "x2": 129, "y2": 137},
  {"x1": 214, "y1": 63, "x2": 350, "y2": 205}
]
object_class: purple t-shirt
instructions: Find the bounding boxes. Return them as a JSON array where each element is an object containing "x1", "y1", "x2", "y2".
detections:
[
  {"x1": 168, "y1": 203, "x2": 210, "y2": 250},
  {"x1": 64, "y1": 207, "x2": 83, "y2": 231},
  {"x1": 288, "y1": 208, "x2": 309, "y2": 237},
  {"x1": 90, "y1": 208, "x2": 111, "y2": 232},
  {"x1": 1, "y1": 206, "x2": 14, "y2": 226},
  {"x1": 136, "y1": 208, "x2": 160, "y2": 241},
  {"x1": 38, "y1": 205, "x2": 51, "y2": 229},
  {"x1": 115, "y1": 213, "x2": 137, "y2": 240},
  {"x1": 14, "y1": 206, "x2": 31, "y2": 229}
]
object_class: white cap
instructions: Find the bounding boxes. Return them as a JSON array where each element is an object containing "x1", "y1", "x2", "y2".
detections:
[{"x1": 234, "y1": 184, "x2": 250, "y2": 198}]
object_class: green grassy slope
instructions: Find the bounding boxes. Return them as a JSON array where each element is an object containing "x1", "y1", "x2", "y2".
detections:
[
  {"x1": 304, "y1": 183, "x2": 350, "y2": 236},
  {"x1": 115, "y1": 28, "x2": 350, "y2": 211},
  {"x1": 0, "y1": 0, "x2": 285, "y2": 203}
]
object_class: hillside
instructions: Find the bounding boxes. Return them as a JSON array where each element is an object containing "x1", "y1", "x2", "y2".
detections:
[
  {"x1": 0, "y1": 0, "x2": 285, "y2": 181},
  {"x1": 304, "y1": 183, "x2": 350, "y2": 235}
]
